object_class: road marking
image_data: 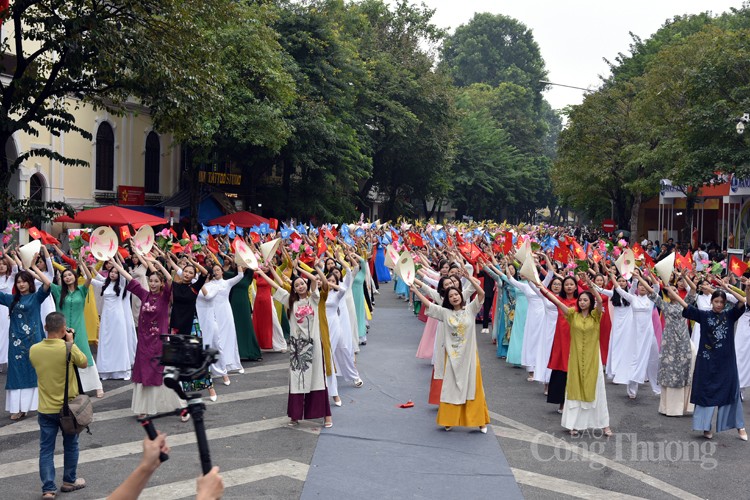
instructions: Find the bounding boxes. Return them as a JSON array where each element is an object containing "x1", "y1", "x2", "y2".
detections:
[
  {"x1": 0, "y1": 416, "x2": 290, "y2": 480},
  {"x1": 488, "y1": 413, "x2": 702, "y2": 500},
  {"x1": 511, "y1": 468, "x2": 647, "y2": 500},
  {"x1": 96, "y1": 459, "x2": 309, "y2": 500},
  {"x1": 0, "y1": 385, "x2": 288, "y2": 437}
]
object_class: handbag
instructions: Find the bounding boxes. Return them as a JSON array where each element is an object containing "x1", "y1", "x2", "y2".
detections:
[{"x1": 59, "y1": 342, "x2": 93, "y2": 435}]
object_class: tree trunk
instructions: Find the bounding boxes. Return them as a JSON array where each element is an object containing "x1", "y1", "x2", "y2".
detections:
[
  {"x1": 189, "y1": 160, "x2": 200, "y2": 234},
  {"x1": 628, "y1": 192, "x2": 642, "y2": 245},
  {"x1": 0, "y1": 132, "x2": 14, "y2": 228},
  {"x1": 683, "y1": 192, "x2": 697, "y2": 247}
]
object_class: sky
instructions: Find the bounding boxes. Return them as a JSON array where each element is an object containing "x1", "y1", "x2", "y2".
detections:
[{"x1": 418, "y1": 0, "x2": 745, "y2": 110}]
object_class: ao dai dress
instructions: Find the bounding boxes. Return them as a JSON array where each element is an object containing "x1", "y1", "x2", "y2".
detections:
[
  {"x1": 50, "y1": 284, "x2": 102, "y2": 393},
  {"x1": 274, "y1": 287, "x2": 331, "y2": 421},
  {"x1": 614, "y1": 284, "x2": 660, "y2": 395},
  {"x1": 649, "y1": 291, "x2": 695, "y2": 416},
  {"x1": 562, "y1": 309, "x2": 609, "y2": 431},
  {"x1": 0, "y1": 286, "x2": 50, "y2": 413},
  {"x1": 683, "y1": 303, "x2": 746, "y2": 433},
  {"x1": 92, "y1": 275, "x2": 133, "y2": 380},
  {"x1": 0, "y1": 267, "x2": 18, "y2": 365},
  {"x1": 426, "y1": 297, "x2": 490, "y2": 428},
  {"x1": 205, "y1": 273, "x2": 244, "y2": 372}
]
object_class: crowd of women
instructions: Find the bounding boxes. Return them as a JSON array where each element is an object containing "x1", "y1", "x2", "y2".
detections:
[
  {"x1": 393, "y1": 225, "x2": 749, "y2": 441},
  {"x1": 2, "y1": 220, "x2": 749, "y2": 441},
  {"x1": 0, "y1": 230, "x2": 373, "y2": 428}
]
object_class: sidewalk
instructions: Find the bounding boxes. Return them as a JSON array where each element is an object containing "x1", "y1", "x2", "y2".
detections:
[{"x1": 301, "y1": 291, "x2": 523, "y2": 499}]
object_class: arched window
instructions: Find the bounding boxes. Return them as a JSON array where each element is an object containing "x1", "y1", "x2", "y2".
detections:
[
  {"x1": 95, "y1": 122, "x2": 115, "y2": 191},
  {"x1": 29, "y1": 173, "x2": 45, "y2": 202},
  {"x1": 144, "y1": 131, "x2": 160, "y2": 193}
]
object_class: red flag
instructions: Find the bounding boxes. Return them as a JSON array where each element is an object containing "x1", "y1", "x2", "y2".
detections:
[
  {"x1": 207, "y1": 234, "x2": 219, "y2": 254},
  {"x1": 117, "y1": 247, "x2": 130, "y2": 260},
  {"x1": 502, "y1": 232, "x2": 513, "y2": 255},
  {"x1": 643, "y1": 252, "x2": 655, "y2": 269},
  {"x1": 631, "y1": 242, "x2": 645, "y2": 259},
  {"x1": 324, "y1": 227, "x2": 335, "y2": 241},
  {"x1": 445, "y1": 235, "x2": 454, "y2": 247},
  {"x1": 408, "y1": 231, "x2": 424, "y2": 248},
  {"x1": 458, "y1": 242, "x2": 482, "y2": 264},
  {"x1": 268, "y1": 218, "x2": 279, "y2": 231},
  {"x1": 592, "y1": 249, "x2": 603, "y2": 263},
  {"x1": 249, "y1": 232, "x2": 260, "y2": 244},
  {"x1": 571, "y1": 240, "x2": 586, "y2": 260},
  {"x1": 290, "y1": 232, "x2": 302, "y2": 243},
  {"x1": 686, "y1": 250, "x2": 693, "y2": 269},
  {"x1": 182, "y1": 229, "x2": 190, "y2": 240},
  {"x1": 674, "y1": 252, "x2": 688, "y2": 270},
  {"x1": 391, "y1": 230, "x2": 399, "y2": 244},
  {"x1": 455, "y1": 232, "x2": 465, "y2": 245},
  {"x1": 317, "y1": 231, "x2": 327, "y2": 257},
  {"x1": 28, "y1": 227, "x2": 42, "y2": 240},
  {"x1": 553, "y1": 242, "x2": 570, "y2": 263},
  {"x1": 40, "y1": 231, "x2": 60, "y2": 246},
  {"x1": 120, "y1": 226, "x2": 132, "y2": 241},
  {"x1": 169, "y1": 227, "x2": 178, "y2": 238},
  {"x1": 170, "y1": 243, "x2": 184, "y2": 254},
  {"x1": 730, "y1": 256, "x2": 748, "y2": 277}
]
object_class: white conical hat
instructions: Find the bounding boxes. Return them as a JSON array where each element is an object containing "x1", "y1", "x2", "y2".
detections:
[
  {"x1": 397, "y1": 251, "x2": 416, "y2": 286},
  {"x1": 653, "y1": 252, "x2": 675, "y2": 284},
  {"x1": 515, "y1": 238, "x2": 531, "y2": 264},
  {"x1": 18, "y1": 240, "x2": 42, "y2": 270},
  {"x1": 90, "y1": 226, "x2": 119, "y2": 262},
  {"x1": 259, "y1": 238, "x2": 281, "y2": 262},
  {"x1": 133, "y1": 225, "x2": 154, "y2": 256},
  {"x1": 233, "y1": 238, "x2": 258, "y2": 270},
  {"x1": 385, "y1": 244, "x2": 400, "y2": 268},
  {"x1": 615, "y1": 248, "x2": 636, "y2": 280},
  {"x1": 519, "y1": 253, "x2": 539, "y2": 284}
]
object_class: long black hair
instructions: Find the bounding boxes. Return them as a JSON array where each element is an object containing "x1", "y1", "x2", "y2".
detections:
[
  {"x1": 59, "y1": 268, "x2": 80, "y2": 309},
  {"x1": 9, "y1": 271, "x2": 36, "y2": 316},
  {"x1": 287, "y1": 274, "x2": 311, "y2": 320},
  {"x1": 560, "y1": 276, "x2": 579, "y2": 301},
  {"x1": 437, "y1": 276, "x2": 453, "y2": 297},
  {"x1": 611, "y1": 275, "x2": 630, "y2": 307},
  {"x1": 101, "y1": 269, "x2": 125, "y2": 299}
]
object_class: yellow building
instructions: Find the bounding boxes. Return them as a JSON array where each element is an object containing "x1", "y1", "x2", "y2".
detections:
[{"x1": 1, "y1": 20, "x2": 181, "y2": 228}]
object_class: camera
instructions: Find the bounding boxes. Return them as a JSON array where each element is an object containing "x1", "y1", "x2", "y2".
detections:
[{"x1": 160, "y1": 335, "x2": 218, "y2": 383}]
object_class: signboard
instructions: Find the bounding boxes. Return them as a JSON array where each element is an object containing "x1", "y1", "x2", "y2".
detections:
[
  {"x1": 602, "y1": 219, "x2": 616, "y2": 233},
  {"x1": 730, "y1": 175, "x2": 750, "y2": 196},
  {"x1": 118, "y1": 185, "x2": 145, "y2": 206},
  {"x1": 198, "y1": 171, "x2": 242, "y2": 186}
]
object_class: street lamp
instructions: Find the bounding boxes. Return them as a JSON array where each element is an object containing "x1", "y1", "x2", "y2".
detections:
[{"x1": 737, "y1": 112, "x2": 750, "y2": 134}]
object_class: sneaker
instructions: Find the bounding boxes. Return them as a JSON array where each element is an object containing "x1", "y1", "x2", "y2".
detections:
[{"x1": 481, "y1": 328, "x2": 489, "y2": 334}]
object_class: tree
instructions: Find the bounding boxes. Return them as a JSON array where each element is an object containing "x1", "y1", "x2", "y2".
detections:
[{"x1": 0, "y1": 0, "x2": 236, "y2": 224}]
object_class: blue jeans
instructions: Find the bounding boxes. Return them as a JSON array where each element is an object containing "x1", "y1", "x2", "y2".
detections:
[{"x1": 38, "y1": 412, "x2": 79, "y2": 493}]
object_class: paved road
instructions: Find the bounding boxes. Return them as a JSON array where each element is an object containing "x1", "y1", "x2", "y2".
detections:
[{"x1": 1, "y1": 288, "x2": 748, "y2": 499}]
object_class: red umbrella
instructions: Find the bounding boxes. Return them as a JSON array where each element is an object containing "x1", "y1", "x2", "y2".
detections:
[
  {"x1": 209, "y1": 211, "x2": 269, "y2": 228},
  {"x1": 55, "y1": 206, "x2": 167, "y2": 228}
]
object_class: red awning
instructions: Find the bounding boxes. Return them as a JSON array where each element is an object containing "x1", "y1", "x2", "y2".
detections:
[
  {"x1": 209, "y1": 211, "x2": 269, "y2": 228},
  {"x1": 54, "y1": 206, "x2": 168, "y2": 227}
]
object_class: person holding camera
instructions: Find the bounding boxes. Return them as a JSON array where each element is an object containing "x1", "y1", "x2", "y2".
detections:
[{"x1": 29, "y1": 312, "x2": 88, "y2": 498}]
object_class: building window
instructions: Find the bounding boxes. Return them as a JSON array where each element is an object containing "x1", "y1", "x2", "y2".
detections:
[
  {"x1": 95, "y1": 122, "x2": 115, "y2": 191},
  {"x1": 145, "y1": 131, "x2": 160, "y2": 193}
]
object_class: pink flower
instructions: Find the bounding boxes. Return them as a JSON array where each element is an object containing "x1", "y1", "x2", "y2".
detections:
[
  {"x1": 290, "y1": 239, "x2": 302, "y2": 252},
  {"x1": 295, "y1": 304, "x2": 314, "y2": 323},
  {"x1": 613, "y1": 248, "x2": 621, "y2": 257}
]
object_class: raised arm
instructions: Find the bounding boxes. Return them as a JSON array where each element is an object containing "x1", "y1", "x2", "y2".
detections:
[
  {"x1": 29, "y1": 255, "x2": 51, "y2": 291},
  {"x1": 109, "y1": 259, "x2": 134, "y2": 282},
  {"x1": 256, "y1": 269, "x2": 281, "y2": 291}
]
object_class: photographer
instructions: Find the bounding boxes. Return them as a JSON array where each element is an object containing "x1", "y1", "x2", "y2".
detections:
[
  {"x1": 29, "y1": 312, "x2": 88, "y2": 498},
  {"x1": 107, "y1": 433, "x2": 225, "y2": 500}
]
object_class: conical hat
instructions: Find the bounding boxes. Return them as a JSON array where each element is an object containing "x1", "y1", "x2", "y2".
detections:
[
  {"x1": 18, "y1": 240, "x2": 42, "y2": 269},
  {"x1": 385, "y1": 244, "x2": 400, "y2": 268},
  {"x1": 133, "y1": 225, "x2": 154, "y2": 256},
  {"x1": 653, "y1": 252, "x2": 675, "y2": 284},
  {"x1": 259, "y1": 238, "x2": 281, "y2": 262},
  {"x1": 90, "y1": 226, "x2": 119, "y2": 261},
  {"x1": 515, "y1": 238, "x2": 531, "y2": 264},
  {"x1": 615, "y1": 248, "x2": 636, "y2": 279},
  {"x1": 397, "y1": 251, "x2": 416, "y2": 286},
  {"x1": 233, "y1": 238, "x2": 258, "y2": 270},
  {"x1": 519, "y1": 253, "x2": 539, "y2": 284}
]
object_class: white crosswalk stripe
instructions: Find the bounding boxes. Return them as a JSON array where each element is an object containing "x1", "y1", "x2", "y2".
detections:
[
  {"x1": 0, "y1": 416, "x2": 291, "y2": 480},
  {"x1": 98, "y1": 459, "x2": 310, "y2": 500}
]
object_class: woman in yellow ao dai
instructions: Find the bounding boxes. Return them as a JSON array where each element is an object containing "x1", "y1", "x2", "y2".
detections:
[{"x1": 413, "y1": 268, "x2": 490, "y2": 433}]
